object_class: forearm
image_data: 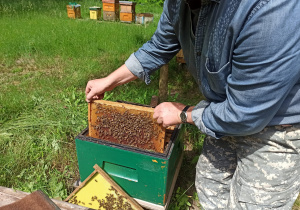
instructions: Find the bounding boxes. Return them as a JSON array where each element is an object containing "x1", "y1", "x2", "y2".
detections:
[{"x1": 106, "y1": 64, "x2": 138, "y2": 89}]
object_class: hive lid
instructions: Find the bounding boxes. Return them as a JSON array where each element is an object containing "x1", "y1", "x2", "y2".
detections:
[
  {"x1": 68, "y1": 2, "x2": 81, "y2": 8},
  {"x1": 102, "y1": 0, "x2": 120, "y2": 3},
  {"x1": 119, "y1": 1, "x2": 136, "y2": 5},
  {"x1": 136, "y1": 13, "x2": 153, "y2": 17},
  {"x1": 89, "y1": 6, "x2": 101, "y2": 10}
]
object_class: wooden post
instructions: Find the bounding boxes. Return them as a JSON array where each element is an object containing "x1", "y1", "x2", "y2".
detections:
[
  {"x1": 150, "y1": 95, "x2": 159, "y2": 107},
  {"x1": 159, "y1": 64, "x2": 168, "y2": 103},
  {"x1": 176, "y1": 49, "x2": 185, "y2": 64},
  {"x1": 176, "y1": 49, "x2": 186, "y2": 71}
]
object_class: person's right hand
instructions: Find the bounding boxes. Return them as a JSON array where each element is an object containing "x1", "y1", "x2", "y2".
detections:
[
  {"x1": 85, "y1": 64, "x2": 138, "y2": 103},
  {"x1": 85, "y1": 78, "x2": 113, "y2": 102}
]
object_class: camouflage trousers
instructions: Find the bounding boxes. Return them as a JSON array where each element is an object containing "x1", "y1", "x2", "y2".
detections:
[{"x1": 195, "y1": 124, "x2": 300, "y2": 209}]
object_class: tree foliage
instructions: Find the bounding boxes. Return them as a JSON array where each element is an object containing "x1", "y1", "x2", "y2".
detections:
[{"x1": 135, "y1": 0, "x2": 164, "y2": 7}]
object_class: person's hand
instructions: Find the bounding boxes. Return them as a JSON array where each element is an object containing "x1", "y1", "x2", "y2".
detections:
[
  {"x1": 153, "y1": 102, "x2": 186, "y2": 127},
  {"x1": 85, "y1": 64, "x2": 138, "y2": 103},
  {"x1": 85, "y1": 78, "x2": 113, "y2": 102}
]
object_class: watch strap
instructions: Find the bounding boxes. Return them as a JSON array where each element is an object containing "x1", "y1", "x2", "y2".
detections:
[
  {"x1": 180, "y1": 105, "x2": 190, "y2": 123},
  {"x1": 182, "y1": 105, "x2": 190, "y2": 113}
]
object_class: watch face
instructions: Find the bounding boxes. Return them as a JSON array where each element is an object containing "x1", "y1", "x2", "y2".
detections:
[{"x1": 180, "y1": 112, "x2": 187, "y2": 123}]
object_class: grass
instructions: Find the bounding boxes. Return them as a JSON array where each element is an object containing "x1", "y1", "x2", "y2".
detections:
[
  {"x1": 0, "y1": 0, "x2": 163, "y2": 198},
  {"x1": 0, "y1": 0, "x2": 299, "y2": 209},
  {"x1": 0, "y1": 0, "x2": 203, "y2": 207}
]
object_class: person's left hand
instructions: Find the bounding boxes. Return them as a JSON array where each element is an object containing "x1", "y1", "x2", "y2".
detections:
[{"x1": 153, "y1": 102, "x2": 186, "y2": 127}]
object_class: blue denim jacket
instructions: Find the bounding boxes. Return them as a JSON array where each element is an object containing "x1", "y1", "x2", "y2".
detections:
[{"x1": 125, "y1": 0, "x2": 300, "y2": 137}]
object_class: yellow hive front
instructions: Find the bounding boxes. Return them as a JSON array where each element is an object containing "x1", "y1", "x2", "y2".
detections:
[{"x1": 89, "y1": 7, "x2": 101, "y2": 20}]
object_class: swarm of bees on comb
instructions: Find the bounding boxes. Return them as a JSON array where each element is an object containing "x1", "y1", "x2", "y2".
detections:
[
  {"x1": 93, "y1": 104, "x2": 158, "y2": 151},
  {"x1": 69, "y1": 186, "x2": 134, "y2": 210},
  {"x1": 88, "y1": 100, "x2": 167, "y2": 153}
]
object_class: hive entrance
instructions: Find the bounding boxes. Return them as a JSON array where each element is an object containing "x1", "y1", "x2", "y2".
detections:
[{"x1": 88, "y1": 100, "x2": 166, "y2": 153}]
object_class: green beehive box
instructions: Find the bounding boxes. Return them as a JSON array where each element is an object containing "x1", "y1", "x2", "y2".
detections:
[{"x1": 75, "y1": 126, "x2": 183, "y2": 208}]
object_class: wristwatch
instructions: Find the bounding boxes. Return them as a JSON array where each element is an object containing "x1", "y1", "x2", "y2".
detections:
[{"x1": 180, "y1": 106, "x2": 190, "y2": 123}]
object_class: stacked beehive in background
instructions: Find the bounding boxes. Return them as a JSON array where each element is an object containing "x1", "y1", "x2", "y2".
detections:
[
  {"x1": 102, "y1": 0, "x2": 120, "y2": 21},
  {"x1": 135, "y1": 13, "x2": 154, "y2": 25},
  {"x1": 67, "y1": 1, "x2": 153, "y2": 25},
  {"x1": 89, "y1": 6, "x2": 101, "y2": 20},
  {"x1": 119, "y1": 1, "x2": 136, "y2": 23},
  {"x1": 66, "y1": 3, "x2": 81, "y2": 19}
]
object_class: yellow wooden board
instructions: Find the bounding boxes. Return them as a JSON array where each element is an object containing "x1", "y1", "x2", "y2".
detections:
[{"x1": 65, "y1": 164, "x2": 143, "y2": 210}]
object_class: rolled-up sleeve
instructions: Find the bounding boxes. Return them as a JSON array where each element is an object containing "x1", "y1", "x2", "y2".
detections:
[
  {"x1": 125, "y1": 0, "x2": 181, "y2": 85},
  {"x1": 196, "y1": 1, "x2": 300, "y2": 137},
  {"x1": 125, "y1": 53, "x2": 145, "y2": 81},
  {"x1": 192, "y1": 100, "x2": 220, "y2": 138}
]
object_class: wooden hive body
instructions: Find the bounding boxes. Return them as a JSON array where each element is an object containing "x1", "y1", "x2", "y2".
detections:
[
  {"x1": 102, "y1": 3, "x2": 119, "y2": 12},
  {"x1": 120, "y1": 1, "x2": 136, "y2": 13},
  {"x1": 135, "y1": 13, "x2": 154, "y2": 25},
  {"x1": 103, "y1": 11, "x2": 119, "y2": 21},
  {"x1": 74, "y1": 126, "x2": 183, "y2": 208},
  {"x1": 89, "y1": 6, "x2": 101, "y2": 20},
  {"x1": 102, "y1": 0, "x2": 119, "y2": 3},
  {"x1": 66, "y1": 4, "x2": 81, "y2": 19},
  {"x1": 120, "y1": 12, "x2": 135, "y2": 22},
  {"x1": 102, "y1": 0, "x2": 119, "y2": 21},
  {"x1": 119, "y1": 1, "x2": 136, "y2": 23}
]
